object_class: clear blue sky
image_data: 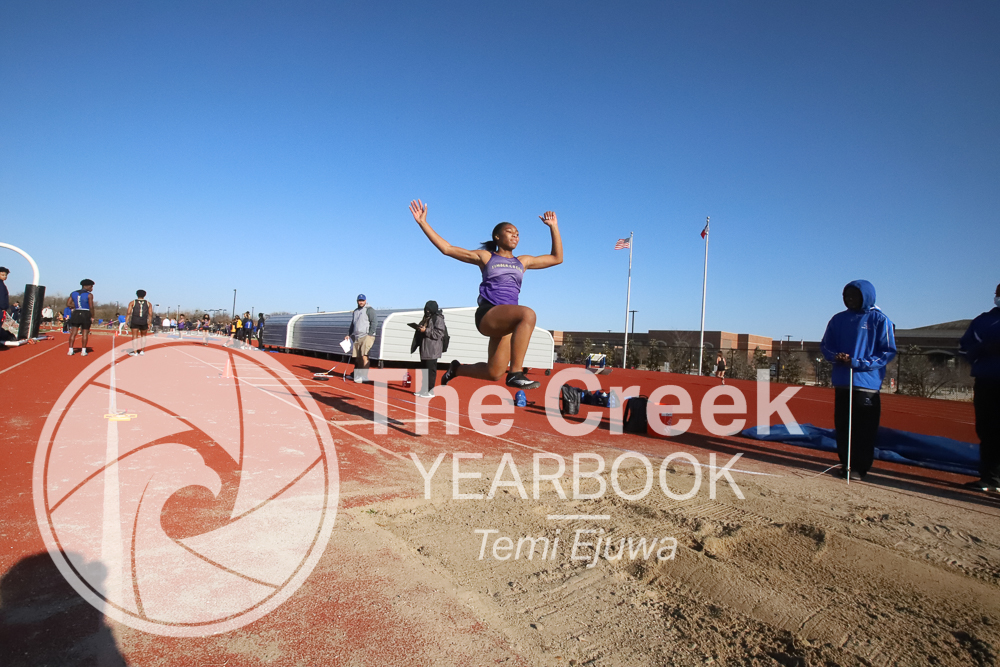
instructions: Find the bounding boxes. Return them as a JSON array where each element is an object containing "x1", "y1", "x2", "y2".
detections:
[{"x1": 2, "y1": 1, "x2": 997, "y2": 340}]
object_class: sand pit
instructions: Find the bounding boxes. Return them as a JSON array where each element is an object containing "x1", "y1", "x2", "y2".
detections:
[{"x1": 1, "y1": 337, "x2": 998, "y2": 666}]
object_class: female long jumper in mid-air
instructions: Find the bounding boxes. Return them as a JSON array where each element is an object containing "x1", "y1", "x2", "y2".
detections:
[{"x1": 409, "y1": 199, "x2": 563, "y2": 390}]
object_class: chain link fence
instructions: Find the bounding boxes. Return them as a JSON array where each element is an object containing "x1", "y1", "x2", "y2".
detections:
[{"x1": 556, "y1": 336, "x2": 973, "y2": 400}]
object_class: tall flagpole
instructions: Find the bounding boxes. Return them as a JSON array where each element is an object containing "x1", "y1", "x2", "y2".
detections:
[
  {"x1": 622, "y1": 232, "x2": 633, "y2": 369},
  {"x1": 698, "y1": 217, "x2": 709, "y2": 376}
]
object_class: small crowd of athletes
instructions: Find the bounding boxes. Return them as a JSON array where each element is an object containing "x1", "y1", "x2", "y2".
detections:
[{"x1": 61, "y1": 282, "x2": 263, "y2": 358}]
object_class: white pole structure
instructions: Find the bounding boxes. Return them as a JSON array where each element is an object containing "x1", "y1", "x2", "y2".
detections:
[
  {"x1": 622, "y1": 232, "x2": 634, "y2": 369},
  {"x1": 1, "y1": 242, "x2": 44, "y2": 346},
  {"x1": 697, "y1": 217, "x2": 710, "y2": 375},
  {"x1": 0, "y1": 242, "x2": 40, "y2": 285},
  {"x1": 846, "y1": 367, "x2": 854, "y2": 485}
]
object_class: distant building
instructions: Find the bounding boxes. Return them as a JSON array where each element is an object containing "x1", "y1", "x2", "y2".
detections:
[
  {"x1": 894, "y1": 319, "x2": 971, "y2": 363},
  {"x1": 550, "y1": 329, "x2": 775, "y2": 362}
]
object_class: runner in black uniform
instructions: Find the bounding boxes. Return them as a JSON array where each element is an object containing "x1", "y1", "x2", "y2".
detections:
[
  {"x1": 715, "y1": 352, "x2": 727, "y2": 385},
  {"x1": 127, "y1": 290, "x2": 153, "y2": 356},
  {"x1": 67, "y1": 279, "x2": 96, "y2": 357}
]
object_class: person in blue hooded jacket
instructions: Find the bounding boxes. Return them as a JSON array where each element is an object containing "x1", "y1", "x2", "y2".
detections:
[
  {"x1": 959, "y1": 283, "x2": 1000, "y2": 492},
  {"x1": 820, "y1": 280, "x2": 897, "y2": 480}
]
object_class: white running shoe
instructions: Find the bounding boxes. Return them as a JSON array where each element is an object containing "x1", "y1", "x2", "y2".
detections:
[
  {"x1": 128, "y1": 351, "x2": 137, "y2": 357},
  {"x1": 81, "y1": 349, "x2": 88, "y2": 357},
  {"x1": 67, "y1": 348, "x2": 74, "y2": 356},
  {"x1": 139, "y1": 350, "x2": 144, "y2": 356}
]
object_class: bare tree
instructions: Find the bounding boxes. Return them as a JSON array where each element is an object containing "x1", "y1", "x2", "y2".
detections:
[
  {"x1": 897, "y1": 346, "x2": 962, "y2": 398},
  {"x1": 560, "y1": 334, "x2": 578, "y2": 363},
  {"x1": 812, "y1": 356, "x2": 832, "y2": 387},
  {"x1": 726, "y1": 350, "x2": 757, "y2": 381},
  {"x1": 780, "y1": 351, "x2": 805, "y2": 384},
  {"x1": 669, "y1": 344, "x2": 694, "y2": 375},
  {"x1": 647, "y1": 339, "x2": 667, "y2": 371}
]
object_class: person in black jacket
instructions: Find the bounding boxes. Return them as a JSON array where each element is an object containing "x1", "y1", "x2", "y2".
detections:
[
  {"x1": 412, "y1": 301, "x2": 447, "y2": 398},
  {"x1": 960, "y1": 283, "x2": 1000, "y2": 492},
  {"x1": 0, "y1": 267, "x2": 10, "y2": 344}
]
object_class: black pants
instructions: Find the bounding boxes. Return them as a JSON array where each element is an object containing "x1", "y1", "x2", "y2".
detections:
[
  {"x1": 834, "y1": 388, "x2": 881, "y2": 475},
  {"x1": 974, "y1": 378, "x2": 1000, "y2": 485},
  {"x1": 422, "y1": 358, "x2": 438, "y2": 392}
]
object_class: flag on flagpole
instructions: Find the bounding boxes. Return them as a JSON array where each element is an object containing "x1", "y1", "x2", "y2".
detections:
[
  {"x1": 700, "y1": 220, "x2": 709, "y2": 239},
  {"x1": 614, "y1": 238, "x2": 631, "y2": 250}
]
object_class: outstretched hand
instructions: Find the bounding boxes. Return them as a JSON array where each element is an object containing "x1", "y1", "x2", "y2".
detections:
[
  {"x1": 409, "y1": 199, "x2": 428, "y2": 225},
  {"x1": 539, "y1": 211, "x2": 558, "y2": 227}
]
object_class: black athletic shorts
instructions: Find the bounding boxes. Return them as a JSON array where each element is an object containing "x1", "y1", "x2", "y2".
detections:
[
  {"x1": 130, "y1": 321, "x2": 148, "y2": 331},
  {"x1": 475, "y1": 299, "x2": 495, "y2": 332},
  {"x1": 69, "y1": 309, "x2": 92, "y2": 330}
]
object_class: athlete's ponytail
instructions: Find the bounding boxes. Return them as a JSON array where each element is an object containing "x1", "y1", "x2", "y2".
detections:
[{"x1": 480, "y1": 222, "x2": 512, "y2": 253}]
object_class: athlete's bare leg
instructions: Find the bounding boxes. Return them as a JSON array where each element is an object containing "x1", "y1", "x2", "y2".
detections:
[{"x1": 454, "y1": 305, "x2": 535, "y2": 381}]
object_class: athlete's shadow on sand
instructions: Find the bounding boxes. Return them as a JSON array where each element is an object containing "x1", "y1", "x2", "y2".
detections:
[{"x1": 0, "y1": 551, "x2": 127, "y2": 667}]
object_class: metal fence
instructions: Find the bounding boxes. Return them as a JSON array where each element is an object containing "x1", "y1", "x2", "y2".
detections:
[{"x1": 555, "y1": 339, "x2": 973, "y2": 400}]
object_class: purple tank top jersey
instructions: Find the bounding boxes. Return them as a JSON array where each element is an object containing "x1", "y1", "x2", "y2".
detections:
[{"x1": 479, "y1": 253, "x2": 525, "y2": 306}]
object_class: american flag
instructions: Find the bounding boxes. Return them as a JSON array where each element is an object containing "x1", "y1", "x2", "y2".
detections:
[{"x1": 614, "y1": 238, "x2": 630, "y2": 250}]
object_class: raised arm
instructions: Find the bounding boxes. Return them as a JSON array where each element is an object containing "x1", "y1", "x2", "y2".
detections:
[
  {"x1": 409, "y1": 200, "x2": 488, "y2": 266},
  {"x1": 519, "y1": 211, "x2": 563, "y2": 270}
]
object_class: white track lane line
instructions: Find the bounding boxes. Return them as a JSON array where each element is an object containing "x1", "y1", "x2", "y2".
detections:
[
  {"x1": 175, "y1": 348, "x2": 408, "y2": 461},
  {"x1": 101, "y1": 334, "x2": 124, "y2": 605},
  {"x1": 0, "y1": 343, "x2": 62, "y2": 376}
]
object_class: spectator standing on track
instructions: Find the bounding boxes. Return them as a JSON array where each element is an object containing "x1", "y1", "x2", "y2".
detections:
[
  {"x1": 820, "y1": 280, "x2": 897, "y2": 481},
  {"x1": 412, "y1": 300, "x2": 448, "y2": 398},
  {"x1": 0, "y1": 267, "x2": 11, "y2": 344},
  {"x1": 241, "y1": 311, "x2": 254, "y2": 347},
  {"x1": 126, "y1": 290, "x2": 153, "y2": 356},
  {"x1": 256, "y1": 313, "x2": 265, "y2": 348},
  {"x1": 345, "y1": 294, "x2": 377, "y2": 383},
  {"x1": 62, "y1": 306, "x2": 72, "y2": 333},
  {"x1": 177, "y1": 314, "x2": 187, "y2": 337},
  {"x1": 67, "y1": 279, "x2": 97, "y2": 357},
  {"x1": 715, "y1": 352, "x2": 727, "y2": 385},
  {"x1": 117, "y1": 312, "x2": 127, "y2": 335},
  {"x1": 0, "y1": 267, "x2": 8, "y2": 315},
  {"x1": 960, "y1": 283, "x2": 1000, "y2": 492}
]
